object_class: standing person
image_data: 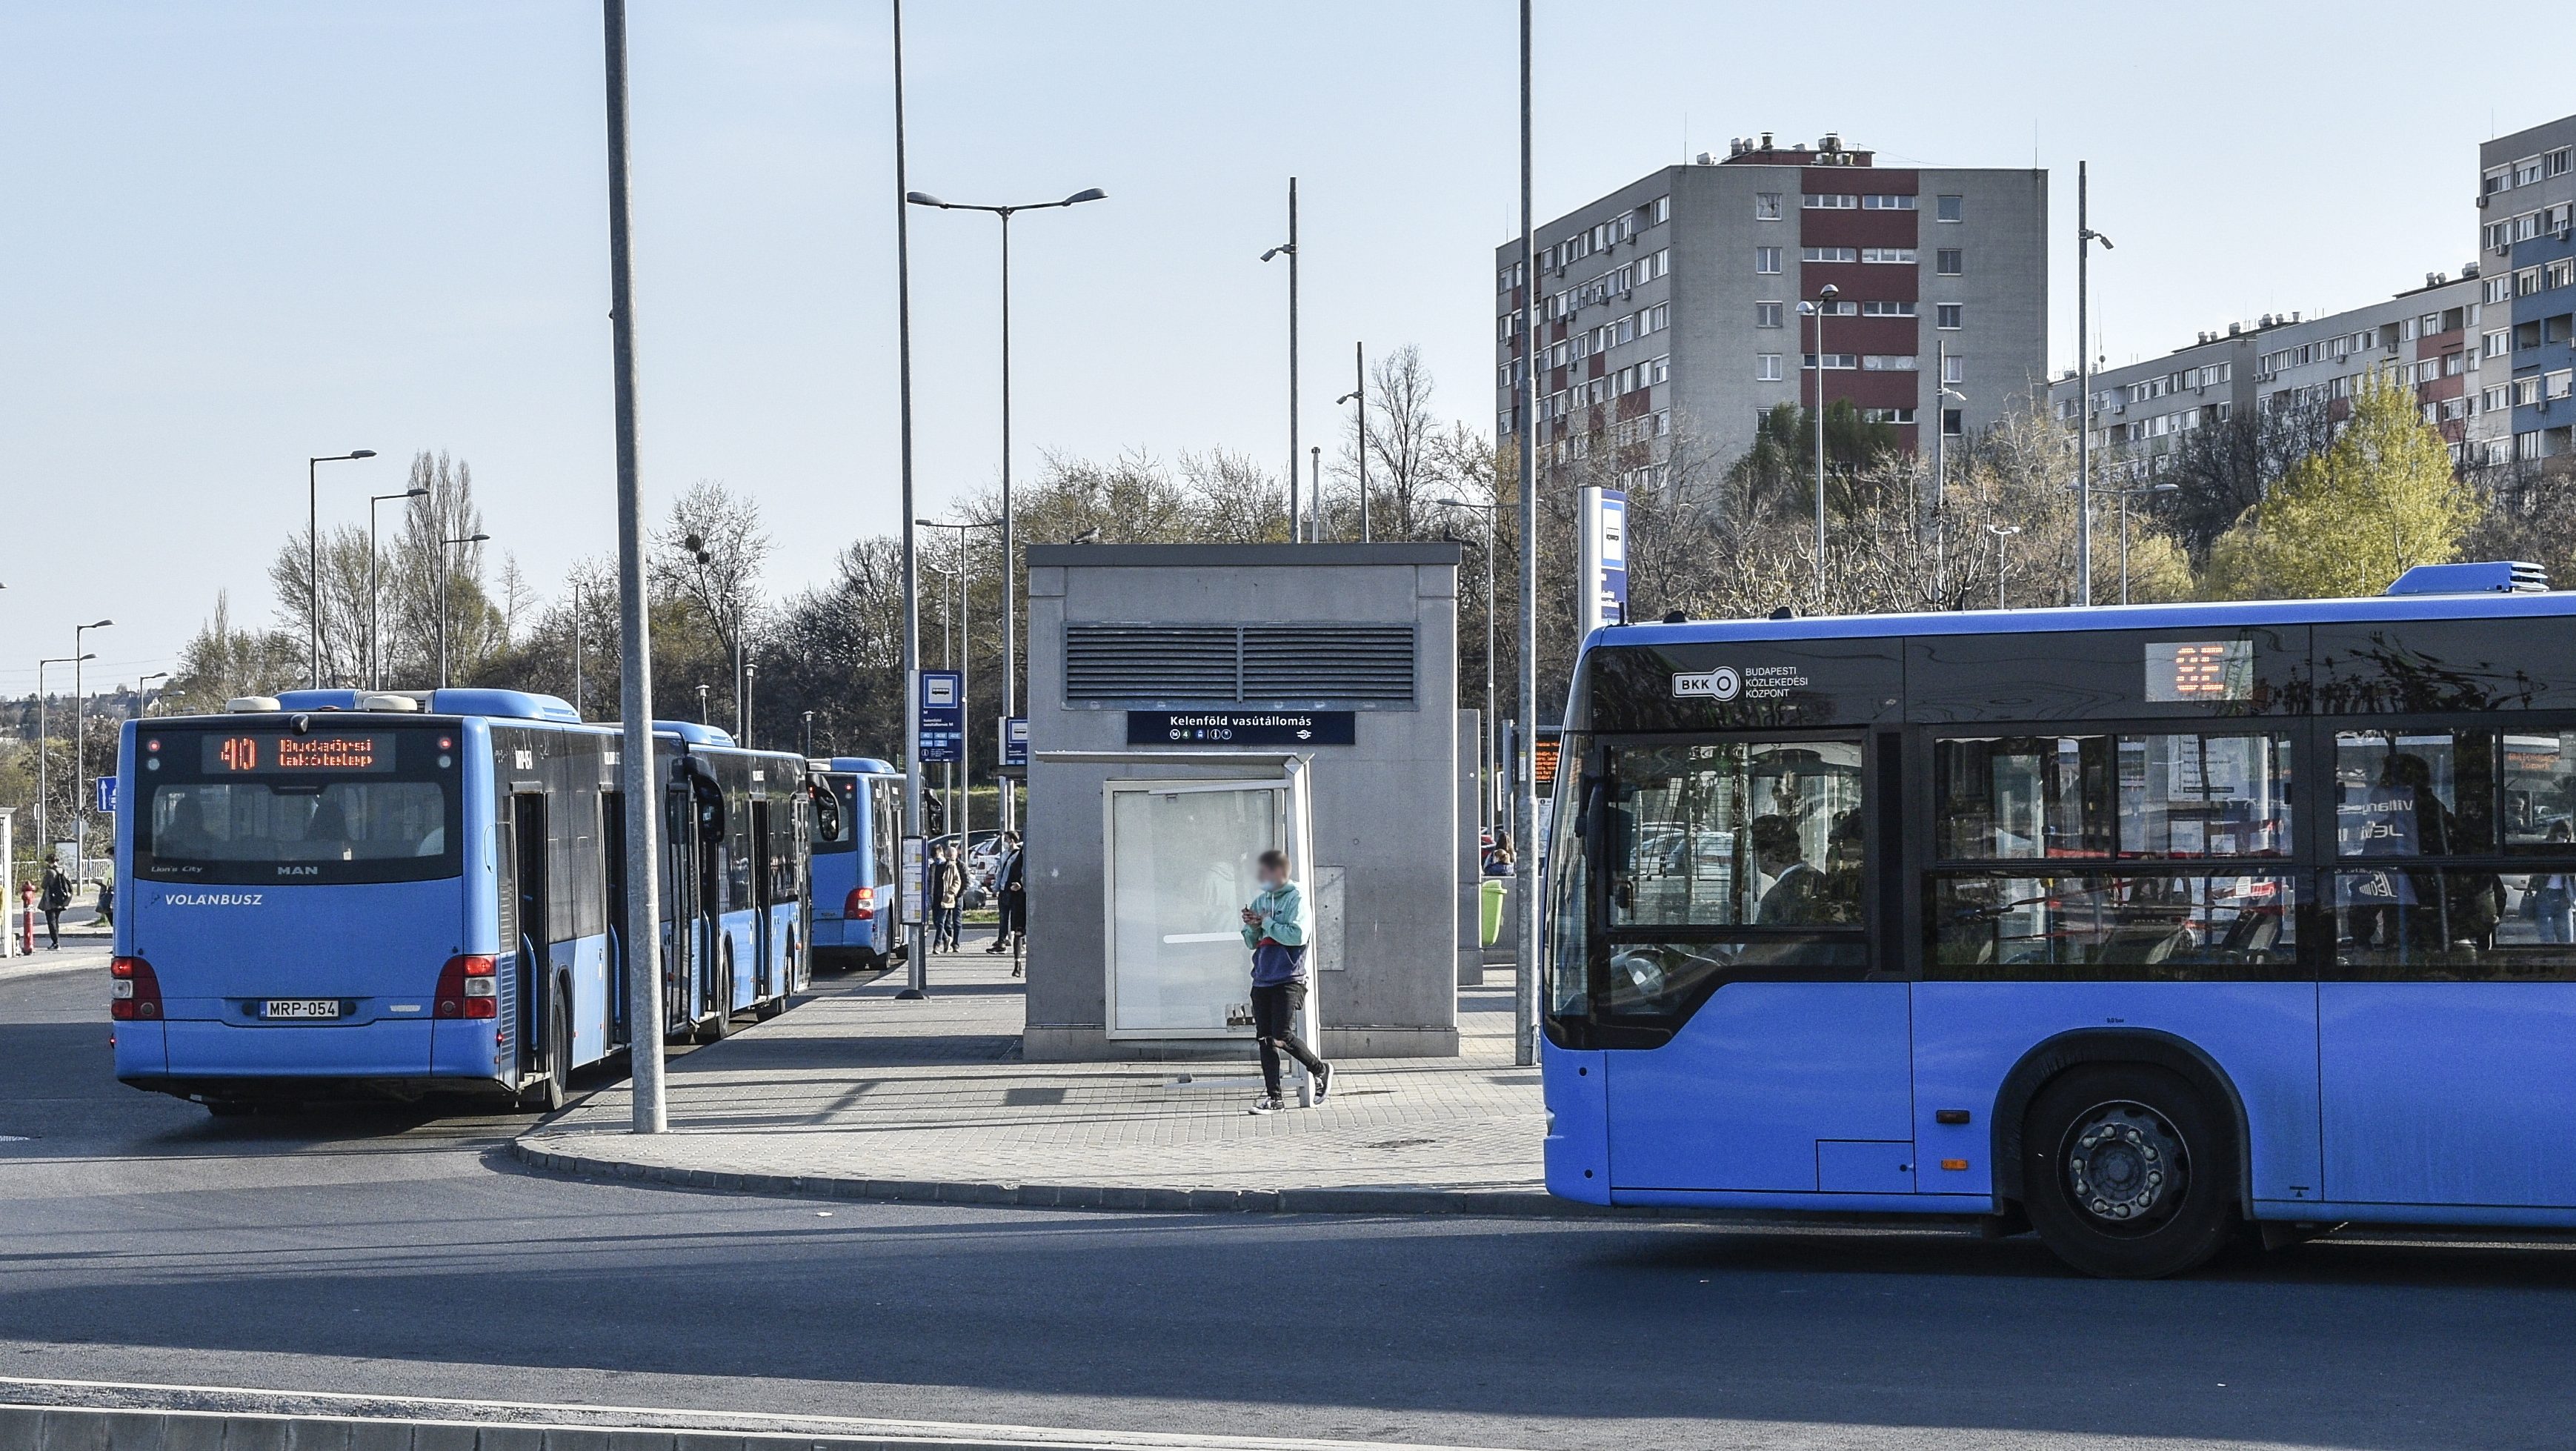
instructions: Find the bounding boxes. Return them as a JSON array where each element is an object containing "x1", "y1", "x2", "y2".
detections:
[
  {"x1": 987, "y1": 832, "x2": 1025, "y2": 965},
  {"x1": 39, "y1": 854, "x2": 73, "y2": 952},
  {"x1": 1238, "y1": 848, "x2": 1331, "y2": 1115},
  {"x1": 95, "y1": 877, "x2": 115, "y2": 934},
  {"x1": 926, "y1": 842, "x2": 963, "y2": 953}
]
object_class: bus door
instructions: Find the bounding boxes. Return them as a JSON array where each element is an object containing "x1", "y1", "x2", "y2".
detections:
[
  {"x1": 662, "y1": 777, "x2": 698, "y2": 1036},
  {"x1": 508, "y1": 792, "x2": 552, "y2": 1080},
  {"x1": 750, "y1": 798, "x2": 776, "y2": 997},
  {"x1": 2319, "y1": 726, "x2": 2576, "y2": 1209},
  {"x1": 602, "y1": 791, "x2": 628, "y2": 1047},
  {"x1": 1594, "y1": 738, "x2": 1911, "y2": 1195}
]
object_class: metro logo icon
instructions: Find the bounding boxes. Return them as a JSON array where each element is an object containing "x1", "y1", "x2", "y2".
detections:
[{"x1": 1671, "y1": 667, "x2": 1740, "y2": 702}]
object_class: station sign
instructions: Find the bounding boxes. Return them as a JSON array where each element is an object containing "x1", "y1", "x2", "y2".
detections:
[
  {"x1": 917, "y1": 671, "x2": 963, "y2": 764},
  {"x1": 1000, "y1": 716, "x2": 1028, "y2": 767},
  {"x1": 1126, "y1": 711, "x2": 1356, "y2": 747}
]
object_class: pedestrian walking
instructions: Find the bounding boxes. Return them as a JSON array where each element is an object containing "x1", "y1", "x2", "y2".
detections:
[
  {"x1": 1238, "y1": 848, "x2": 1331, "y2": 1115},
  {"x1": 987, "y1": 832, "x2": 1026, "y2": 969},
  {"x1": 95, "y1": 877, "x2": 115, "y2": 933},
  {"x1": 927, "y1": 841, "x2": 963, "y2": 953},
  {"x1": 39, "y1": 854, "x2": 73, "y2": 951}
]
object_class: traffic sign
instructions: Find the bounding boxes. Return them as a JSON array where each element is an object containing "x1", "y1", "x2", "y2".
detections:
[
  {"x1": 1001, "y1": 716, "x2": 1028, "y2": 767},
  {"x1": 918, "y1": 671, "x2": 963, "y2": 764},
  {"x1": 94, "y1": 777, "x2": 119, "y2": 815}
]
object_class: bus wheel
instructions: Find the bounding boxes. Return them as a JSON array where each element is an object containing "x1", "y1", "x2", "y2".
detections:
[
  {"x1": 525, "y1": 1001, "x2": 570, "y2": 1114},
  {"x1": 2024, "y1": 1064, "x2": 2237, "y2": 1279},
  {"x1": 699, "y1": 952, "x2": 735, "y2": 1043}
]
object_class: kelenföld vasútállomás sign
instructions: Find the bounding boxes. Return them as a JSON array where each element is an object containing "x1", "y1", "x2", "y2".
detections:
[{"x1": 1126, "y1": 711, "x2": 1356, "y2": 746}]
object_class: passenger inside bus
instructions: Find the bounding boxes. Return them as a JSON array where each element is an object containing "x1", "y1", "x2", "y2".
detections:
[{"x1": 1748, "y1": 815, "x2": 1826, "y2": 926}]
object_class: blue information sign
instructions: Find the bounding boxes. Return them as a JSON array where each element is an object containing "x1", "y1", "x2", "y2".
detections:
[
  {"x1": 1001, "y1": 716, "x2": 1028, "y2": 767},
  {"x1": 96, "y1": 776, "x2": 119, "y2": 814},
  {"x1": 918, "y1": 671, "x2": 964, "y2": 764}
]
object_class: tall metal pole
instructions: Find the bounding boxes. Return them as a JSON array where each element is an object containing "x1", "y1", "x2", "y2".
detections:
[
  {"x1": 1932, "y1": 339, "x2": 1947, "y2": 607},
  {"x1": 1512, "y1": 0, "x2": 1540, "y2": 1066},
  {"x1": 1288, "y1": 177, "x2": 1301, "y2": 543},
  {"x1": 309, "y1": 456, "x2": 322, "y2": 688},
  {"x1": 601, "y1": 0, "x2": 668, "y2": 1133},
  {"x1": 1355, "y1": 342, "x2": 1371, "y2": 543},
  {"x1": 73, "y1": 622, "x2": 107, "y2": 876},
  {"x1": 1811, "y1": 286, "x2": 1835, "y2": 600},
  {"x1": 893, "y1": 0, "x2": 930, "y2": 1002},
  {"x1": 2077, "y1": 160, "x2": 2094, "y2": 608},
  {"x1": 1310, "y1": 448, "x2": 1323, "y2": 539},
  {"x1": 1482, "y1": 505, "x2": 1497, "y2": 831},
  {"x1": 998, "y1": 208, "x2": 1016, "y2": 836},
  {"x1": 571, "y1": 585, "x2": 584, "y2": 717},
  {"x1": 436, "y1": 539, "x2": 447, "y2": 688}
]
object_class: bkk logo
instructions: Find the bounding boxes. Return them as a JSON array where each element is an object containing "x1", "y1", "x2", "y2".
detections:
[{"x1": 1671, "y1": 667, "x2": 1740, "y2": 702}]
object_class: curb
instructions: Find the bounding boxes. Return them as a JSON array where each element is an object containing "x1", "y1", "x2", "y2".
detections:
[{"x1": 510, "y1": 1139, "x2": 1620, "y2": 1219}]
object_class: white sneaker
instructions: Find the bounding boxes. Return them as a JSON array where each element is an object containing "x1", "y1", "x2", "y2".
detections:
[{"x1": 1247, "y1": 1095, "x2": 1285, "y2": 1115}]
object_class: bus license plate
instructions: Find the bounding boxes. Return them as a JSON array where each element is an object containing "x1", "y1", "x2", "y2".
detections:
[{"x1": 263, "y1": 999, "x2": 342, "y2": 1020}]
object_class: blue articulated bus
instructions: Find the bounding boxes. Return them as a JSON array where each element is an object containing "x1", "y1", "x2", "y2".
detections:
[
  {"x1": 805, "y1": 756, "x2": 905, "y2": 972},
  {"x1": 1542, "y1": 562, "x2": 2576, "y2": 1276},
  {"x1": 110, "y1": 689, "x2": 810, "y2": 1115}
]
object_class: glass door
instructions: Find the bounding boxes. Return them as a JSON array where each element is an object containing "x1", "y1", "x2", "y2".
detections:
[{"x1": 1105, "y1": 783, "x2": 1284, "y2": 1039}]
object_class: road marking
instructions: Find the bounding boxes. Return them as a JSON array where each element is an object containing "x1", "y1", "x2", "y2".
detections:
[{"x1": 0, "y1": 1375, "x2": 1529, "y2": 1450}]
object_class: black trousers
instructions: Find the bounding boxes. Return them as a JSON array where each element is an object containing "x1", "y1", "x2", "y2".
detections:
[
  {"x1": 42, "y1": 910, "x2": 61, "y2": 948},
  {"x1": 1250, "y1": 981, "x2": 1325, "y2": 1098}
]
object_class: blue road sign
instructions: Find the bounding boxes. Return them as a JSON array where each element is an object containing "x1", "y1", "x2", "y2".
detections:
[
  {"x1": 1001, "y1": 716, "x2": 1028, "y2": 767},
  {"x1": 919, "y1": 671, "x2": 964, "y2": 764},
  {"x1": 95, "y1": 776, "x2": 119, "y2": 814}
]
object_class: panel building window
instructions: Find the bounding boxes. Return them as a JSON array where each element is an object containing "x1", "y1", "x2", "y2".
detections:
[
  {"x1": 1936, "y1": 194, "x2": 1964, "y2": 222},
  {"x1": 1754, "y1": 192, "x2": 1783, "y2": 220},
  {"x1": 1756, "y1": 301, "x2": 1785, "y2": 328},
  {"x1": 1757, "y1": 353, "x2": 1785, "y2": 381},
  {"x1": 1756, "y1": 245, "x2": 1783, "y2": 273},
  {"x1": 1936, "y1": 248, "x2": 1964, "y2": 276},
  {"x1": 1937, "y1": 304, "x2": 1963, "y2": 329}
]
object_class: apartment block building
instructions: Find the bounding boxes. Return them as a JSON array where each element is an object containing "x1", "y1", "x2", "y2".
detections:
[
  {"x1": 2046, "y1": 273, "x2": 2480, "y2": 476},
  {"x1": 2474, "y1": 116, "x2": 2576, "y2": 464},
  {"x1": 1494, "y1": 133, "x2": 2047, "y2": 486}
]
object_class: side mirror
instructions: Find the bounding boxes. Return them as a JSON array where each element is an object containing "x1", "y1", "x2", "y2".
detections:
[
  {"x1": 692, "y1": 774, "x2": 727, "y2": 845},
  {"x1": 811, "y1": 785, "x2": 843, "y2": 840}
]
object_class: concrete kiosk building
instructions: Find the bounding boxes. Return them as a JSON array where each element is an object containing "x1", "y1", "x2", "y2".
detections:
[{"x1": 1019, "y1": 543, "x2": 1470, "y2": 1063}]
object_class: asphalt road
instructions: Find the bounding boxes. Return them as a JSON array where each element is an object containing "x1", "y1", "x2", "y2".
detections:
[{"x1": 4, "y1": 950, "x2": 2576, "y2": 1450}]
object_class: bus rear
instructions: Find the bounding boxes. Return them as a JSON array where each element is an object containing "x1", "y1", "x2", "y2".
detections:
[
  {"x1": 807, "y1": 757, "x2": 899, "y2": 972},
  {"x1": 113, "y1": 711, "x2": 513, "y2": 1109}
]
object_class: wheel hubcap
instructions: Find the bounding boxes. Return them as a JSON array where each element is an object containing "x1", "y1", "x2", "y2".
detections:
[{"x1": 2063, "y1": 1099, "x2": 2188, "y2": 1231}]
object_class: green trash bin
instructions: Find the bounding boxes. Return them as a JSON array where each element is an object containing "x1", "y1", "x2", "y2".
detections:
[{"x1": 1480, "y1": 877, "x2": 1508, "y2": 947}]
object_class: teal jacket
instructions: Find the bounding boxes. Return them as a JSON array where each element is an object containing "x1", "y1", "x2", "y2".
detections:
[{"x1": 1242, "y1": 880, "x2": 1309, "y2": 986}]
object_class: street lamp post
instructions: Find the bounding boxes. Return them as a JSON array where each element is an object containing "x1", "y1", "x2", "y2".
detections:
[
  {"x1": 696, "y1": 683, "x2": 710, "y2": 724},
  {"x1": 1310, "y1": 447, "x2": 1323, "y2": 539},
  {"x1": 1437, "y1": 497, "x2": 1500, "y2": 833},
  {"x1": 1261, "y1": 181, "x2": 1301, "y2": 542},
  {"x1": 2089, "y1": 479, "x2": 2179, "y2": 605},
  {"x1": 1988, "y1": 524, "x2": 2024, "y2": 610},
  {"x1": 369, "y1": 486, "x2": 427, "y2": 690},
  {"x1": 307, "y1": 450, "x2": 377, "y2": 688},
  {"x1": 888, "y1": 0, "x2": 929, "y2": 1002},
  {"x1": 34, "y1": 653, "x2": 91, "y2": 864},
  {"x1": 1804, "y1": 285, "x2": 1840, "y2": 599},
  {"x1": 135, "y1": 672, "x2": 168, "y2": 718},
  {"x1": 1513, "y1": 0, "x2": 1540, "y2": 1066},
  {"x1": 569, "y1": 582, "x2": 585, "y2": 719},
  {"x1": 436, "y1": 531, "x2": 489, "y2": 688},
  {"x1": 802, "y1": 710, "x2": 816, "y2": 761},
  {"x1": 1339, "y1": 344, "x2": 1371, "y2": 543},
  {"x1": 2077, "y1": 160, "x2": 2114, "y2": 608},
  {"x1": 73, "y1": 620, "x2": 111, "y2": 878},
  {"x1": 1931, "y1": 345, "x2": 1966, "y2": 608},
  {"x1": 919, "y1": 516, "x2": 999, "y2": 883},
  {"x1": 905, "y1": 184, "x2": 1106, "y2": 836}
]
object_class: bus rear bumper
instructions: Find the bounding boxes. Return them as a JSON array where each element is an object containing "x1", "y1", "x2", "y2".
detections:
[
  {"x1": 125, "y1": 1019, "x2": 506, "y2": 1103},
  {"x1": 116, "y1": 1073, "x2": 516, "y2": 1106}
]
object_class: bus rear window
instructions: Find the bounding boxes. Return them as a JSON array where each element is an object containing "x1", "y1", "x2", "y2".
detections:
[{"x1": 136, "y1": 726, "x2": 462, "y2": 885}]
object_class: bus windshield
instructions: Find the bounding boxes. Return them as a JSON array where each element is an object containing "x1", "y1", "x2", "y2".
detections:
[
  {"x1": 136, "y1": 726, "x2": 462, "y2": 885},
  {"x1": 814, "y1": 775, "x2": 859, "y2": 853}
]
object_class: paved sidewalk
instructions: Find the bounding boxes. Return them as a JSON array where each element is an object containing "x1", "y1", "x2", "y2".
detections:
[{"x1": 517, "y1": 952, "x2": 1565, "y2": 1215}]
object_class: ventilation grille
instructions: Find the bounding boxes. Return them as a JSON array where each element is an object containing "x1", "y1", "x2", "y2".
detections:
[{"x1": 1065, "y1": 623, "x2": 1416, "y2": 705}]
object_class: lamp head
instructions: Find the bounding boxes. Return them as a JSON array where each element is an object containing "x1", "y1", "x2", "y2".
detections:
[
  {"x1": 350, "y1": 449, "x2": 376, "y2": 459},
  {"x1": 406, "y1": 487, "x2": 429, "y2": 498},
  {"x1": 1260, "y1": 244, "x2": 1293, "y2": 262},
  {"x1": 468, "y1": 533, "x2": 490, "y2": 544},
  {"x1": 1062, "y1": 187, "x2": 1108, "y2": 205},
  {"x1": 1818, "y1": 283, "x2": 1838, "y2": 299},
  {"x1": 85, "y1": 619, "x2": 114, "y2": 629},
  {"x1": 1337, "y1": 391, "x2": 1360, "y2": 405},
  {"x1": 905, "y1": 190, "x2": 947, "y2": 207}
]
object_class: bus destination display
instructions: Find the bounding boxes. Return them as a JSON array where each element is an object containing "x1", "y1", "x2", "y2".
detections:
[
  {"x1": 201, "y1": 734, "x2": 396, "y2": 774},
  {"x1": 2144, "y1": 640, "x2": 2253, "y2": 703}
]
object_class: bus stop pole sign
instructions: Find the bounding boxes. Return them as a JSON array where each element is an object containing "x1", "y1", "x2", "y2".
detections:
[
  {"x1": 1580, "y1": 485, "x2": 1628, "y2": 634},
  {"x1": 918, "y1": 671, "x2": 963, "y2": 764}
]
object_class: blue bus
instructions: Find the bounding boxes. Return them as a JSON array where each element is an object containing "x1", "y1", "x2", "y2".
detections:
[
  {"x1": 806, "y1": 756, "x2": 905, "y2": 973},
  {"x1": 110, "y1": 689, "x2": 810, "y2": 1115},
  {"x1": 1541, "y1": 562, "x2": 2576, "y2": 1276}
]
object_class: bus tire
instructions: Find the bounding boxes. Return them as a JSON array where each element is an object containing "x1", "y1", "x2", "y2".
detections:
[
  {"x1": 2023, "y1": 1063, "x2": 2237, "y2": 1279},
  {"x1": 525, "y1": 1000, "x2": 570, "y2": 1114},
  {"x1": 699, "y1": 950, "x2": 734, "y2": 1043}
]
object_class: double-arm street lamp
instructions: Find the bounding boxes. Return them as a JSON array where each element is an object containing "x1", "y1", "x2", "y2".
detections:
[
  {"x1": 34, "y1": 652, "x2": 92, "y2": 863},
  {"x1": 1260, "y1": 180, "x2": 1301, "y2": 542},
  {"x1": 1801, "y1": 285, "x2": 1841, "y2": 599},
  {"x1": 307, "y1": 450, "x2": 377, "y2": 687},
  {"x1": 1988, "y1": 524, "x2": 2025, "y2": 611},
  {"x1": 73, "y1": 619, "x2": 112, "y2": 876},
  {"x1": 1339, "y1": 345, "x2": 1371, "y2": 543},
  {"x1": 2085, "y1": 479, "x2": 2178, "y2": 605},
  {"x1": 369, "y1": 485, "x2": 428, "y2": 689},
  {"x1": 2076, "y1": 159, "x2": 2114, "y2": 606},
  {"x1": 905, "y1": 183, "x2": 1105, "y2": 834}
]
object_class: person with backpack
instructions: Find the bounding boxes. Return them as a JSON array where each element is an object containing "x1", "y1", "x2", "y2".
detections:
[
  {"x1": 38, "y1": 855, "x2": 73, "y2": 951},
  {"x1": 1238, "y1": 848, "x2": 1331, "y2": 1115}
]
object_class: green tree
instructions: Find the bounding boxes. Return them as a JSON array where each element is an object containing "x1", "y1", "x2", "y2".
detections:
[{"x1": 2204, "y1": 373, "x2": 2475, "y2": 600}]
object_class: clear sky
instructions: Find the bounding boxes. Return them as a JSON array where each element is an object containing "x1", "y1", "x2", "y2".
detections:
[{"x1": 1, "y1": 1, "x2": 2559, "y2": 688}]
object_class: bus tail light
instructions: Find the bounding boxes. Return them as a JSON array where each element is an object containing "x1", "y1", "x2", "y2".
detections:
[
  {"x1": 435, "y1": 954, "x2": 499, "y2": 1020},
  {"x1": 844, "y1": 886, "x2": 876, "y2": 921},
  {"x1": 110, "y1": 957, "x2": 163, "y2": 1021}
]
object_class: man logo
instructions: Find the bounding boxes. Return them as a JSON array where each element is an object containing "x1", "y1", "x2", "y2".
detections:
[{"x1": 1672, "y1": 667, "x2": 1740, "y2": 702}]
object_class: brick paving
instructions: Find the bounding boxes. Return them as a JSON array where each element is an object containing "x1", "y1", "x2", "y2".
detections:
[{"x1": 519, "y1": 952, "x2": 1551, "y2": 1211}]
